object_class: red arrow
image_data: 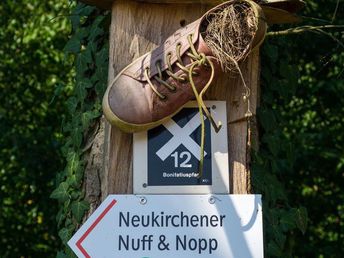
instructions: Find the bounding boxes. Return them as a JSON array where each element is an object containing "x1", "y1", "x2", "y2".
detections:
[{"x1": 76, "y1": 200, "x2": 117, "y2": 258}]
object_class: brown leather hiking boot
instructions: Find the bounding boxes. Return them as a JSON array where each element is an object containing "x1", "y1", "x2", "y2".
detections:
[{"x1": 103, "y1": 0, "x2": 267, "y2": 133}]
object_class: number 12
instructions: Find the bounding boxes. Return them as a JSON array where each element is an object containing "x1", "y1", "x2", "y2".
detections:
[{"x1": 171, "y1": 151, "x2": 192, "y2": 168}]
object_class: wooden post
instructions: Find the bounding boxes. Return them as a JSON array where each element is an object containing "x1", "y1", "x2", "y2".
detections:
[{"x1": 83, "y1": 0, "x2": 262, "y2": 211}]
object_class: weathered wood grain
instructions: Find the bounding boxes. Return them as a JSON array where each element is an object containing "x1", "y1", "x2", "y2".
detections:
[
  {"x1": 101, "y1": 0, "x2": 261, "y2": 197},
  {"x1": 80, "y1": 0, "x2": 305, "y2": 14},
  {"x1": 205, "y1": 49, "x2": 260, "y2": 194}
]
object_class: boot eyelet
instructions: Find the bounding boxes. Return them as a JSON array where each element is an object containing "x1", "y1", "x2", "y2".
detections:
[
  {"x1": 155, "y1": 60, "x2": 162, "y2": 66},
  {"x1": 192, "y1": 68, "x2": 200, "y2": 76},
  {"x1": 159, "y1": 95, "x2": 168, "y2": 101},
  {"x1": 170, "y1": 86, "x2": 177, "y2": 93},
  {"x1": 203, "y1": 63, "x2": 210, "y2": 70},
  {"x1": 145, "y1": 67, "x2": 151, "y2": 76},
  {"x1": 180, "y1": 76, "x2": 188, "y2": 83}
]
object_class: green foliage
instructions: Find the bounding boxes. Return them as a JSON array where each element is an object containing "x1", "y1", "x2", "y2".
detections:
[
  {"x1": 256, "y1": 0, "x2": 344, "y2": 256},
  {"x1": 0, "y1": 1, "x2": 73, "y2": 257},
  {"x1": 52, "y1": 3, "x2": 110, "y2": 257},
  {"x1": 254, "y1": 40, "x2": 308, "y2": 257}
]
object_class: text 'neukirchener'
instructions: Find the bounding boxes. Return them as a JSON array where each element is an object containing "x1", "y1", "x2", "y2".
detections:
[{"x1": 119, "y1": 211, "x2": 226, "y2": 228}]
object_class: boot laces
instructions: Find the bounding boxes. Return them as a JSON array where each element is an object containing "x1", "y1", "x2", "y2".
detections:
[{"x1": 144, "y1": 34, "x2": 222, "y2": 178}]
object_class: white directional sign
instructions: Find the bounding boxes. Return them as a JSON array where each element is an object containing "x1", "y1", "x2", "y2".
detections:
[
  {"x1": 68, "y1": 194, "x2": 263, "y2": 258},
  {"x1": 133, "y1": 101, "x2": 229, "y2": 194}
]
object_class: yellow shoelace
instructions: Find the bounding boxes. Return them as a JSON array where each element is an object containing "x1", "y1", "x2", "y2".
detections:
[{"x1": 144, "y1": 34, "x2": 222, "y2": 178}]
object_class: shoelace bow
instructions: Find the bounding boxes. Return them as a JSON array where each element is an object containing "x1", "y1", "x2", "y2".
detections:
[{"x1": 144, "y1": 34, "x2": 222, "y2": 178}]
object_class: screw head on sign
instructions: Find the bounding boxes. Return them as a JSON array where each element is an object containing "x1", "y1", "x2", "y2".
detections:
[
  {"x1": 212, "y1": 105, "x2": 216, "y2": 110},
  {"x1": 208, "y1": 196, "x2": 216, "y2": 204},
  {"x1": 142, "y1": 183, "x2": 147, "y2": 188},
  {"x1": 140, "y1": 197, "x2": 147, "y2": 205}
]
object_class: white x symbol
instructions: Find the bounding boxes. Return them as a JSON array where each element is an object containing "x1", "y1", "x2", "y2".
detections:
[{"x1": 156, "y1": 114, "x2": 207, "y2": 161}]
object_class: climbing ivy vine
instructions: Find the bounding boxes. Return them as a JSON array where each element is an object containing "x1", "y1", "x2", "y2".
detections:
[{"x1": 50, "y1": 3, "x2": 110, "y2": 257}]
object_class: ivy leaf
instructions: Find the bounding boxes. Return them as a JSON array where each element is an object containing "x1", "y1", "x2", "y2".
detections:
[
  {"x1": 71, "y1": 190, "x2": 81, "y2": 200},
  {"x1": 82, "y1": 47, "x2": 93, "y2": 64},
  {"x1": 89, "y1": 26, "x2": 103, "y2": 41},
  {"x1": 295, "y1": 207, "x2": 308, "y2": 234},
  {"x1": 71, "y1": 127, "x2": 83, "y2": 149},
  {"x1": 75, "y1": 27, "x2": 89, "y2": 41},
  {"x1": 74, "y1": 4, "x2": 95, "y2": 16},
  {"x1": 58, "y1": 228, "x2": 73, "y2": 244},
  {"x1": 89, "y1": 16, "x2": 105, "y2": 41},
  {"x1": 76, "y1": 57, "x2": 87, "y2": 76},
  {"x1": 280, "y1": 210, "x2": 296, "y2": 232},
  {"x1": 62, "y1": 120, "x2": 73, "y2": 133},
  {"x1": 75, "y1": 83, "x2": 87, "y2": 102},
  {"x1": 50, "y1": 182, "x2": 70, "y2": 202},
  {"x1": 272, "y1": 225, "x2": 286, "y2": 249},
  {"x1": 84, "y1": 78, "x2": 94, "y2": 89},
  {"x1": 71, "y1": 200, "x2": 89, "y2": 222},
  {"x1": 88, "y1": 41, "x2": 97, "y2": 56},
  {"x1": 56, "y1": 209, "x2": 66, "y2": 228},
  {"x1": 75, "y1": 161, "x2": 85, "y2": 185},
  {"x1": 70, "y1": 14, "x2": 80, "y2": 31},
  {"x1": 50, "y1": 82, "x2": 64, "y2": 104},
  {"x1": 63, "y1": 199, "x2": 71, "y2": 213},
  {"x1": 267, "y1": 240, "x2": 283, "y2": 257},
  {"x1": 66, "y1": 97, "x2": 78, "y2": 114},
  {"x1": 66, "y1": 247, "x2": 77, "y2": 258},
  {"x1": 66, "y1": 175, "x2": 79, "y2": 188},
  {"x1": 81, "y1": 110, "x2": 101, "y2": 130},
  {"x1": 65, "y1": 218, "x2": 73, "y2": 227},
  {"x1": 95, "y1": 47, "x2": 108, "y2": 68},
  {"x1": 56, "y1": 251, "x2": 68, "y2": 258},
  {"x1": 76, "y1": 49, "x2": 92, "y2": 76},
  {"x1": 66, "y1": 151, "x2": 80, "y2": 175},
  {"x1": 94, "y1": 80, "x2": 106, "y2": 97},
  {"x1": 74, "y1": 79, "x2": 93, "y2": 106},
  {"x1": 94, "y1": 47, "x2": 109, "y2": 96},
  {"x1": 267, "y1": 175, "x2": 287, "y2": 202},
  {"x1": 64, "y1": 36, "x2": 81, "y2": 54}
]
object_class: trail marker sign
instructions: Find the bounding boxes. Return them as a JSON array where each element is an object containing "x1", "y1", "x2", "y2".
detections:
[
  {"x1": 68, "y1": 194, "x2": 264, "y2": 258},
  {"x1": 133, "y1": 101, "x2": 229, "y2": 194}
]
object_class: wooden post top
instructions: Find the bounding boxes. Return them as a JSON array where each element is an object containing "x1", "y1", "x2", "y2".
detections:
[
  {"x1": 80, "y1": 0, "x2": 305, "y2": 24},
  {"x1": 81, "y1": 0, "x2": 305, "y2": 13}
]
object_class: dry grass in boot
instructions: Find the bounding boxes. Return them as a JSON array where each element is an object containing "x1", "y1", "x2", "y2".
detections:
[{"x1": 202, "y1": 2, "x2": 258, "y2": 72}]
